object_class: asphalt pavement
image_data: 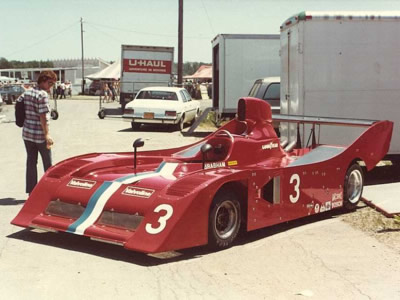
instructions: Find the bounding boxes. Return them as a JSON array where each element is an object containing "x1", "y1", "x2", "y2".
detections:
[{"x1": 0, "y1": 99, "x2": 399, "y2": 300}]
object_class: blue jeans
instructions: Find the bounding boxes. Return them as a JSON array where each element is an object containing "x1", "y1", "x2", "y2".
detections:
[{"x1": 24, "y1": 140, "x2": 52, "y2": 194}]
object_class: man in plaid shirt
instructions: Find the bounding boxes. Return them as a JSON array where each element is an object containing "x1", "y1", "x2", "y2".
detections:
[{"x1": 19, "y1": 70, "x2": 57, "y2": 194}]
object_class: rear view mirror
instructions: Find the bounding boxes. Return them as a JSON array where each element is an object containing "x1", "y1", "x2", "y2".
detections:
[{"x1": 133, "y1": 138, "x2": 144, "y2": 170}]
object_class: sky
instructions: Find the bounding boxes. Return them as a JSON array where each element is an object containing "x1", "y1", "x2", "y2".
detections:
[{"x1": 2, "y1": 0, "x2": 400, "y2": 63}]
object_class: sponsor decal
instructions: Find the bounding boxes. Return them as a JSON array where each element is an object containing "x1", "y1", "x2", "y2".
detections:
[
  {"x1": 325, "y1": 201, "x2": 331, "y2": 211},
  {"x1": 205, "y1": 161, "x2": 226, "y2": 169},
  {"x1": 332, "y1": 192, "x2": 343, "y2": 202},
  {"x1": 67, "y1": 178, "x2": 96, "y2": 189},
  {"x1": 306, "y1": 203, "x2": 314, "y2": 209},
  {"x1": 332, "y1": 200, "x2": 343, "y2": 208},
  {"x1": 123, "y1": 59, "x2": 172, "y2": 74},
  {"x1": 314, "y1": 203, "x2": 320, "y2": 213},
  {"x1": 262, "y1": 142, "x2": 279, "y2": 150},
  {"x1": 320, "y1": 204, "x2": 326, "y2": 213},
  {"x1": 122, "y1": 186, "x2": 155, "y2": 198},
  {"x1": 66, "y1": 162, "x2": 178, "y2": 235},
  {"x1": 227, "y1": 160, "x2": 238, "y2": 166}
]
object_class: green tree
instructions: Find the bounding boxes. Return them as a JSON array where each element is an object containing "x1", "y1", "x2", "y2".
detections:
[{"x1": 0, "y1": 57, "x2": 54, "y2": 69}]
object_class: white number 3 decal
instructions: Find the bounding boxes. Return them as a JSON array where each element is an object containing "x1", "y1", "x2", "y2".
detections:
[
  {"x1": 145, "y1": 204, "x2": 173, "y2": 234},
  {"x1": 289, "y1": 174, "x2": 300, "y2": 203}
]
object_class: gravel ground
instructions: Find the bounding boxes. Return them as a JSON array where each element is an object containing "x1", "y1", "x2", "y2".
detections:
[{"x1": 341, "y1": 203, "x2": 400, "y2": 253}]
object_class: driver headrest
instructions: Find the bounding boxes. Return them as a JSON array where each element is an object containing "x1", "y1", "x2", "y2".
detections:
[{"x1": 237, "y1": 97, "x2": 272, "y2": 123}]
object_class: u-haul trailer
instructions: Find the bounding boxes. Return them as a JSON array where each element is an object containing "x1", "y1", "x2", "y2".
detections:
[
  {"x1": 280, "y1": 11, "x2": 400, "y2": 159},
  {"x1": 120, "y1": 45, "x2": 174, "y2": 109},
  {"x1": 212, "y1": 34, "x2": 280, "y2": 118}
]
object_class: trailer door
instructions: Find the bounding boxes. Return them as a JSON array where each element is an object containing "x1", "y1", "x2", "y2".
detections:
[{"x1": 280, "y1": 24, "x2": 302, "y2": 148}]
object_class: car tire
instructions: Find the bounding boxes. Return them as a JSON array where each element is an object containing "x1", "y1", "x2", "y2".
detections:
[
  {"x1": 208, "y1": 189, "x2": 241, "y2": 249},
  {"x1": 190, "y1": 109, "x2": 200, "y2": 125},
  {"x1": 343, "y1": 163, "x2": 364, "y2": 210},
  {"x1": 50, "y1": 109, "x2": 59, "y2": 120},
  {"x1": 131, "y1": 122, "x2": 141, "y2": 131},
  {"x1": 98, "y1": 109, "x2": 106, "y2": 119},
  {"x1": 175, "y1": 116, "x2": 184, "y2": 132}
]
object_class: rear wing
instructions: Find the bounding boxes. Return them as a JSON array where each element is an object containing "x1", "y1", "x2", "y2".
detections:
[{"x1": 272, "y1": 114, "x2": 380, "y2": 151}]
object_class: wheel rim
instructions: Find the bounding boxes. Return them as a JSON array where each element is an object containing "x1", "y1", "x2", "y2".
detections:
[
  {"x1": 214, "y1": 200, "x2": 238, "y2": 239},
  {"x1": 346, "y1": 169, "x2": 363, "y2": 203}
]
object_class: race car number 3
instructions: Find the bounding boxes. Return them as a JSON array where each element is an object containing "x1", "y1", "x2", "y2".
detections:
[
  {"x1": 289, "y1": 174, "x2": 300, "y2": 203},
  {"x1": 145, "y1": 204, "x2": 173, "y2": 234}
]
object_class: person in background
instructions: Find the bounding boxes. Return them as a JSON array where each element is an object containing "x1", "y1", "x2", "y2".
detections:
[
  {"x1": 18, "y1": 70, "x2": 57, "y2": 194},
  {"x1": 65, "y1": 81, "x2": 72, "y2": 97},
  {"x1": 60, "y1": 81, "x2": 66, "y2": 99}
]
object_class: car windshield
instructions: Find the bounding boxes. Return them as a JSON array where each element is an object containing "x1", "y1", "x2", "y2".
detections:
[{"x1": 136, "y1": 91, "x2": 178, "y2": 101}]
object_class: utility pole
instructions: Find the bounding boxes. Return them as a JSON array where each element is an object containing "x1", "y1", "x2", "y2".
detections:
[
  {"x1": 178, "y1": 0, "x2": 183, "y2": 85},
  {"x1": 80, "y1": 17, "x2": 85, "y2": 94}
]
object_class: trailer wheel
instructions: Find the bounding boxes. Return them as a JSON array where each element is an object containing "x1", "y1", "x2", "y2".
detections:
[
  {"x1": 343, "y1": 163, "x2": 364, "y2": 210},
  {"x1": 208, "y1": 190, "x2": 241, "y2": 249},
  {"x1": 98, "y1": 109, "x2": 106, "y2": 119},
  {"x1": 50, "y1": 109, "x2": 59, "y2": 120}
]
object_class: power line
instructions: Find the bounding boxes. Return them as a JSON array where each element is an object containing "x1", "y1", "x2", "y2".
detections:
[
  {"x1": 200, "y1": 0, "x2": 216, "y2": 35},
  {"x1": 4, "y1": 21, "x2": 80, "y2": 59},
  {"x1": 85, "y1": 21, "x2": 210, "y2": 40},
  {"x1": 85, "y1": 22, "x2": 125, "y2": 43}
]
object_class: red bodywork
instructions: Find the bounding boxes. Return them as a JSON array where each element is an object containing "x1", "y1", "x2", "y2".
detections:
[{"x1": 11, "y1": 98, "x2": 393, "y2": 253}]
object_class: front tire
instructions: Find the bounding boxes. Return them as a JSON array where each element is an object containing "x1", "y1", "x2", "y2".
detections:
[
  {"x1": 343, "y1": 163, "x2": 364, "y2": 210},
  {"x1": 208, "y1": 190, "x2": 241, "y2": 249}
]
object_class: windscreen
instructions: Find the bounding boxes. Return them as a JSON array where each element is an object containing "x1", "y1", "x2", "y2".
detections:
[{"x1": 136, "y1": 91, "x2": 178, "y2": 100}]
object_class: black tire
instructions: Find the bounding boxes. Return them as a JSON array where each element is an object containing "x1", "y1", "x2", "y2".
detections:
[
  {"x1": 131, "y1": 122, "x2": 141, "y2": 131},
  {"x1": 208, "y1": 190, "x2": 241, "y2": 249},
  {"x1": 175, "y1": 116, "x2": 184, "y2": 132},
  {"x1": 343, "y1": 163, "x2": 364, "y2": 210},
  {"x1": 98, "y1": 109, "x2": 106, "y2": 119},
  {"x1": 50, "y1": 109, "x2": 59, "y2": 120}
]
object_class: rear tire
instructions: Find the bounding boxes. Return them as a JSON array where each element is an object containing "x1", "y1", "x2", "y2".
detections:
[
  {"x1": 175, "y1": 116, "x2": 184, "y2": 132},
  {"x1": 208, "y1": 190, "x2": 241, "y2": 249},
  {"x1": 131, "y1": 122, "x2": 141, "y2": 131},
  {"x1": 343, "y1": 163, "x2": 364, "y2": 210}
]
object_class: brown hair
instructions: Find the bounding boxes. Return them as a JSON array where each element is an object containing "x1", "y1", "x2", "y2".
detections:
[{"x1": 37, "y1": 70, "x2": 57, "y2": 84}]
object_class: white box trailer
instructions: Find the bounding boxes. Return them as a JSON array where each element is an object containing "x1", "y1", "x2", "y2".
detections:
[
  {"x1": 212, "y1": 34, "x2": 280, "y2": 117},
  {"x1": 280, "y1": 11, "x2": 400, "y2": 157},
  {"x1": 120, "y1": 45, "x2": 174, "y2": 108}
]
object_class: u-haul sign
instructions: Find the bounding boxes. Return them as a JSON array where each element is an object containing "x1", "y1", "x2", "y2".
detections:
[{"x1": 123, "y1": 59, "x2": 172, "y2": 74}]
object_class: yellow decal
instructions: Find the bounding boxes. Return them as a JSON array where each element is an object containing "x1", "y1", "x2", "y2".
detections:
[{"x1": 228, "y1": 160, "x2": 238, "y2": 166}]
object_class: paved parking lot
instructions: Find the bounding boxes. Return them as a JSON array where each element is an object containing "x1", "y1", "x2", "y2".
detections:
[{"x1": 1, "y1": 99, "x2": 399, "y2": 300}]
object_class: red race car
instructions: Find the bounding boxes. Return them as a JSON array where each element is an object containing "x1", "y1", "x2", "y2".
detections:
[{"x1": 12, "y1": 98, "x2": 393, "y2": 254}]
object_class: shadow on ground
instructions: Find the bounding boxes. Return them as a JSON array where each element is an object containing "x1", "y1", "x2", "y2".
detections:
[
  {"x1": 0, "y1": 198, "x2": 25, "y2": 206},
  {"x1": 364, "y1": 163, "x2": 400, "y2": 185},
  {"x1": 7, "y1": 208, "x2": 348, "y2": 266}
]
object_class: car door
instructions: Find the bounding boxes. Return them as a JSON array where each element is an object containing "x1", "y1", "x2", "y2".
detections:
[{"x1": 181, "y1": 89, "x2": 197, "y2": 120}]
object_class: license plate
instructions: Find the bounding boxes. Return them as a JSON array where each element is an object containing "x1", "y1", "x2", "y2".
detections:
[{"x1": 143, "y1": 112, "x2": 154, "y2": 119}]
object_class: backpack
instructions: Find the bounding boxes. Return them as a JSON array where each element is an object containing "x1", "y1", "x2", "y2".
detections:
[{"x1": 15, "y1": 98, "x2": 25, "y2": 127}]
